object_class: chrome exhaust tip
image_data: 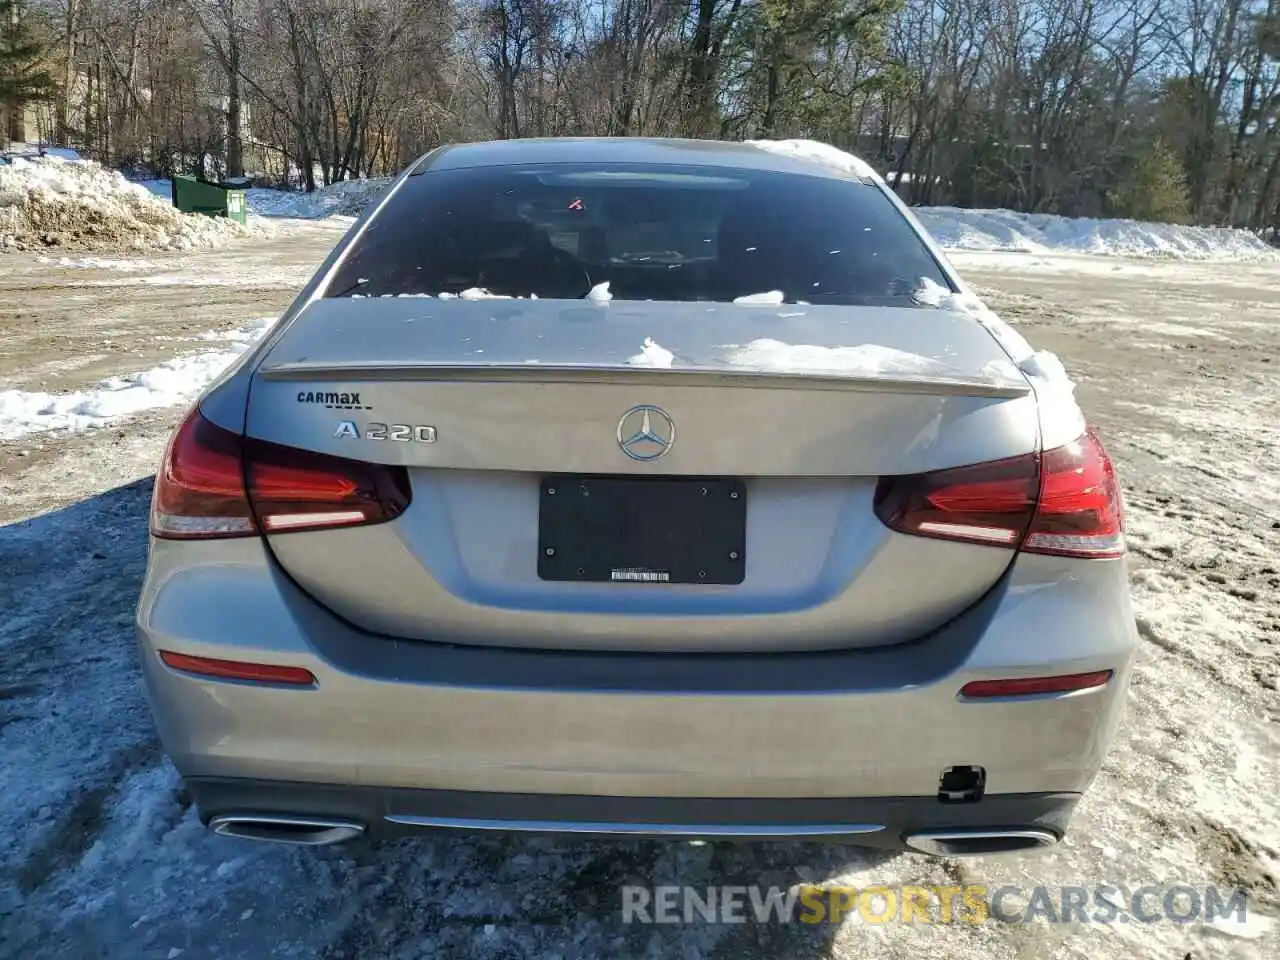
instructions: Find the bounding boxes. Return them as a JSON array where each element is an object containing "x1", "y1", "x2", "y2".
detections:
[
  {"x1": 904, "y1": 828, "x2": 1058, "y2": 857},
  {"x1": 210, "y1": 814, "x2": 365, "y2": 846}
]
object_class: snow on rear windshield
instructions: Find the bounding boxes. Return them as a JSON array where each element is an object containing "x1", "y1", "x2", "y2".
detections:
[{"x1": 325, "y1": 163, "x2": 951, "y2": 304}]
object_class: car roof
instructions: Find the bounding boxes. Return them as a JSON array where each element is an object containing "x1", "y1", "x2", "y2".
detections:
[{"x1": 412, "y1": 137, "x2": 870, "y2": 182}]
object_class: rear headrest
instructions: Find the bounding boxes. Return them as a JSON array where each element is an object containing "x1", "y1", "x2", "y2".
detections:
[{"x1": 457, "y1": 219, "x2": 553, "y2": 258}]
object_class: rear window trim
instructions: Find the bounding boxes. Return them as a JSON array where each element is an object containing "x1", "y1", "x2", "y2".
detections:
[{"x1": 408, "y1": 155, "x2": 874, "y2": 184}]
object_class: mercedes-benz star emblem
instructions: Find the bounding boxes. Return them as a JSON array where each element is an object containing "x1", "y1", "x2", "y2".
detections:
[{"x1": 616, "y1": 405, "x2": 676, "y2": 462}]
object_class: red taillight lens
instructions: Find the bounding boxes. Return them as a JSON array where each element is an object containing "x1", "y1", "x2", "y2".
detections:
[
  {"x1": 959, "y1": 670, "x2": 1113, "y2": 699},
  {"x1": 151, "y1": 407, "x2": 411, "y2": 539},
  {"x1": 159, "y1": 650, "x2": 317, "y2": 686},
  {"x1": 873, "y1": 452, "x2": 1041, "y2": 547},
  {"x1": 245, "y1": 438, "x2": 411, "y2": 533},
  {"x1": 874, "y1": 428, "x2": 1125, "y2": 558},
  {"x1": 1022, "y1": 428, "x2": 1125, "y2": 558},
  {"x1": 151, "y1": 408, "x2": 257, "y2": 539}
]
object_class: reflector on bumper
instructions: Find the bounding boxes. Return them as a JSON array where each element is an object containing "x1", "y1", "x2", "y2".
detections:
[
  {"x1": 959, "y1": 670, "x2": 1112, "y2": 700},
  {"x1": 159, "y1": 650, "x2": 317, "y2": 686}
]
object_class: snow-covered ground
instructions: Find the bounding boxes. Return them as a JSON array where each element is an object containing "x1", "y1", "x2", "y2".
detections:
[
  {"x1": 34, "y1": 255, "x2": 161, "y2": 272},
  {"x1": 0, "y1": 237, "x2": 1277, "y2": 958},
  {"x1": 0, "y1": 224, "x2": 345, "y2": 419},
  {"x1": 0, "y1": 318, "x2": 273, "y2": 440},
  {"x1": 245, "y1": 178, "x2": 390, "y2": 219},
  {"x1": 137, "y1": 177, "x2": 388, "y2": 220},
  {"x1": 1, "y1": 142, "x2": 83, "y2": 162}
]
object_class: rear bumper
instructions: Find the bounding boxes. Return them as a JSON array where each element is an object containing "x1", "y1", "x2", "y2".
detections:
[
  {"x1": 137, "y1": 538, "x2": 1136, "y2": 820},
  {"x1": 187, "y1": 776, "x2": 1080, "y2": 849}
]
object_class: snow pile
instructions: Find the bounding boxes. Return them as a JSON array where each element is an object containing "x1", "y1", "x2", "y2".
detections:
[
  {"x1": 135, "y1": 176, "x2": 390, "y2": 219},
  {"x1": 191, "y1": 318, "x2": 277, "y2": 346},
  {"x1": 133, "y1": 179, "x2": 171, "y2": 200},
  {"x1": 0, "y1": 157, "x2": 259, "y2": 252},
  {"x1": 245, "y1": 178, "x2": 392, "y2": 219},
  {"x1": 35, "y1": 255, "x2": 159, "y2": 271},
  {"x1": 916, "y1": 206, "x2": 1277, "y2": 261},
  {"x1": 912, "y1": 275, "x2": 1084, "y2": 438},
  {"x1": 733, "y1": 290, "x2": 786, "y2": 305},
  {"x1": 432, "y1": 288, "x2": 537, "y2": 300},
  {"x1": 458, "y1": 287, "x2": 510, "y2": 300},
  {"x1": 746, "y1": 138, "x2": 1274, "y2": 262},
  {"x1": 721, "y1": 338, "x2": 944, "y2": 376},
  {"x1": 0, "y1": 318, "x2": 276, "y2": 439},
  {"x1": 746, "y1": 139, "x2": 880, "y2": 181},
  {"x1": 912, "y1": 275, "x2": 1072, "y2": 388},
  {"x1": 1, "y1": 143, "x2": 83, "y2": 162},
  {"x1": 628, "y1": 337, "x2": 674, "y2": 368}
]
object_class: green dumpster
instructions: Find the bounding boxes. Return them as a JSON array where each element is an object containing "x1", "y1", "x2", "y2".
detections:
[{"x1": 171, "y1": 175, "x2": 248, "y2": 225}]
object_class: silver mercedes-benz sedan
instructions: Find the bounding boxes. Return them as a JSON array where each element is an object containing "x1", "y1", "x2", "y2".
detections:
[{"x1": 136, "y1": 138, "x2": 1136, "y2": 856}]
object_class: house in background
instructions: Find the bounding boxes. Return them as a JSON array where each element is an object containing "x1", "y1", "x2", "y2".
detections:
[{"x1": 0, "y1": 98, "x2": 42, "y2": 147}]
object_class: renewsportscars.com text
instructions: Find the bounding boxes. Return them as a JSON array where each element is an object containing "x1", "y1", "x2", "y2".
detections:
[{"x1": 621, "y1": 884, "x2": 1250, "y2": 926}]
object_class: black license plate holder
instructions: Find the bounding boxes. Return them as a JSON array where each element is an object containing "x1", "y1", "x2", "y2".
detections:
[{"x1": 537, "y1": 476, "x2": 746, "y2": 584}]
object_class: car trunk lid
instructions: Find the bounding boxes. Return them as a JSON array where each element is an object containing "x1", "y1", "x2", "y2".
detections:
[{"x1": 243, "y1": 298, "x2": 1038, "y2": 652}]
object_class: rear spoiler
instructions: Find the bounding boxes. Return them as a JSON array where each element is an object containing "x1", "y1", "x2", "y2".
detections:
[{"x1": 256, "y1": 360, "x2": 1031, "y2": 399}]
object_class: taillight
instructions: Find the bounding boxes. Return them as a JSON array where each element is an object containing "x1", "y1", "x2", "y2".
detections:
[
  {"x1": 873, "y1": 452, "x2": 1040, "y2": 547},
  {"x1": 874, "y1": 428, "x2": 1125, "y2": 558},
  {"x1": 245, "y1": 436, "x2": 411, "y2": 532},
  {"x1": 151, "y1": 409, "x2": 257, "y2": 539},
  {"x1": 1021, "y1": 428, "x2": 1125, "y2": 558},
  {"x1": 151, "y1": 407, "x2": 411, "y2": 540}
]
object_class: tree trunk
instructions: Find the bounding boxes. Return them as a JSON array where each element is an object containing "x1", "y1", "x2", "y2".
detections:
[
  {"x1": 226, "y1": 13, "x2": 243, "y2": 178},
  {"x1": 681, "y1": 0, "x2": 742, "y2": 138},
  {"x1": 58, "y1": 0, "x2": 79, "y2": 145},
  {"x1": 761, "y1": 58, "x2": 781, "y2": 135}
]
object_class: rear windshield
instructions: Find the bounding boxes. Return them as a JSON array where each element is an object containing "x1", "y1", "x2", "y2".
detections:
[{"x1": 325, "y1": 162, "x2": 950, "y2": 304}]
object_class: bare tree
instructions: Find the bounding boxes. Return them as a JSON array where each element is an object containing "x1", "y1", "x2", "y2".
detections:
[{"x1": 23, "y1": 0, "x2": 1278, "y2": 227}]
